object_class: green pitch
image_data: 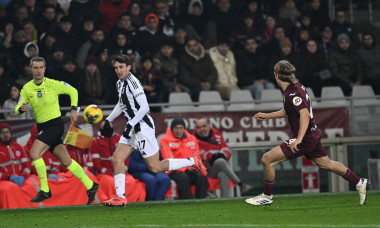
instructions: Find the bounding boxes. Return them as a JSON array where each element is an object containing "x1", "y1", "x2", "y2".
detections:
[{"x1": 1, "y1": 191, "x2": 380, "y2": 228}]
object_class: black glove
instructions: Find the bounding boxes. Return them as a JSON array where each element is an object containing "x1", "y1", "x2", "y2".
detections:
[
  {"x1": 103, "y1": 119, "x2": 112, "y2": 130},
  {"x1": 123, "y1": 123, "x2": 133, "y2": 139},
  {"x1": 209, "y1": 153, "x2": 227, "y2": 166}
]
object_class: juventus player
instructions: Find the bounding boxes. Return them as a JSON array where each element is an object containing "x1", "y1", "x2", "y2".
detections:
[
  {"x1": 102, "y1": 54, "x2": 207, "y2": 207},
  {"x1": 245, "y1": 60, "x2": 369, "y2": 206}
]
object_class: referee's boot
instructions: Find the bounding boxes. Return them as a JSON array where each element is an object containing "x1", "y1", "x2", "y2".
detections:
[
  {"x1": 31, "y1": 190, "x2": 52, "y2": 203},
  {"x1": 87, "y1": 182, "x2": 99, "y2": 205}
]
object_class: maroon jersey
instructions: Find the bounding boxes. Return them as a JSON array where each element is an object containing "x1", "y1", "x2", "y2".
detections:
[{"x1": 283, "y1": 83, "x2": 319, "y2": 139}]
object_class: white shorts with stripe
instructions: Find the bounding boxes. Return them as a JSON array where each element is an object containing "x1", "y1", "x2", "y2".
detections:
[{"x1": 118, "y1": 121, "x2": 159, "y2": 158}]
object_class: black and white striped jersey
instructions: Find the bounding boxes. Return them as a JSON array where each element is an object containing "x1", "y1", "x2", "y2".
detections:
[{"x1": 106, "y1": 72, "x2": 153, "y2": 130}]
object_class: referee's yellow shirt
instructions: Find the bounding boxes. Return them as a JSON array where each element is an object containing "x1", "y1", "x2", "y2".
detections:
[{"x1": 15, "y1": 77, "x2": 78, "y2": 124}]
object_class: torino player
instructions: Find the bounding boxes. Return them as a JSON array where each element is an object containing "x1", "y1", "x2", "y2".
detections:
[
  {"x1": 102, "y1": 54, "x2": 206, "y2": 207},
  {"x1": 245, "y1": 60, "x2": 369, "y2": 206}
]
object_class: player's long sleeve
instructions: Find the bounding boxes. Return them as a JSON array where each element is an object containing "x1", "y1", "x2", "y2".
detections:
[
  {"x1": 128, "y1": 92, "x2": 149, "y2": 127},
  {"x1": 106, "y1": 101, "x2": 123, "y2": 122}
]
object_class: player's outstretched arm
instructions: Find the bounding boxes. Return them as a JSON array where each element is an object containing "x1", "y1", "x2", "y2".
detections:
[{"x1": 254, "y1": 109, "x2": 286, "y2": 121}]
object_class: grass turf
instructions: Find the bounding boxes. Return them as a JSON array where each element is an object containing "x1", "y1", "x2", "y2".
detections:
[{"x1": 1, "y1": 191, "x2": 380, "y2": 228}]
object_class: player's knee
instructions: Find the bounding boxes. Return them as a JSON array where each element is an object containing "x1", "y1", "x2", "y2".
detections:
[{"x1": 261, "y1": 153, "x2": 271, "y2": 166}]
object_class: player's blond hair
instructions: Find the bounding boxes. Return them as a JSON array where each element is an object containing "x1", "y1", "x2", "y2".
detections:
[{"x1": 274, "y1": 60, "x2": 298, "y2": 84}]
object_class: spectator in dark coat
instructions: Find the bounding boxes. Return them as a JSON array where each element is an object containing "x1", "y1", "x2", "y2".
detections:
[
  {"x1": 236, "y1": 36, "x2": 273, "y2": 100},
  {"x1": 35, "y1": 5, "x2": 58, "y2": 35},
  {"x1": 331, "y1": 9, "x2": 360, "y2": 48},
  {"x1": 55, "y1": 57, "x2": 83, "y2": 107},
  {"x1": 358, "y1": 32, "x2": 380, "y2": 95},
  {"x1": 316, "y1": 25, "x2": 335, "y2": 64},
  {"x1": 54, "y1": 16, "x2": 78, "y2": 57},
  {"x1": 299, "y1": 39, "x2": 329, "y2": 97},
  {"x1": 178, "y1": 38, "x2": 218, "y2": 101},
  {"x1": 329, "y1": 33, "x2": 364, "y2": 96}
]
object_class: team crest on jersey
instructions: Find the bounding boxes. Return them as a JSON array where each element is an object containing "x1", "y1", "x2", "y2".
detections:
[
  {"x1": 293, "y1": 96, "x2": 302, "y2": 106},
  {"x1": 63, "y1": 81, "x2": 71, "y2": 87},
  {"x1": 16, "y1": 150, "x2": 21, "y2": 157},
  {"x1": 37, "y1": 92, "x2": 42, "y2": 98}
]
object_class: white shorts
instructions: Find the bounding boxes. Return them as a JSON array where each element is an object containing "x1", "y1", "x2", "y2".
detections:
[{"x1": 118, "y1": 122, "x2": 159, "y2": 158}]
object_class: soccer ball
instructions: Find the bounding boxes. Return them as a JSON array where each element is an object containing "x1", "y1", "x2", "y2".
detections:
[{"x1": 83, "y1": 104, "x2": 103, "y2": 124}]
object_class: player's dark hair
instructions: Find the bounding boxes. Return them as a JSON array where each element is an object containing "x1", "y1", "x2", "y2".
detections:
[
  {"x1": 274, "y1": 60, "x2": 298, "y2": 83},
  {"x1": 30, "y1": 57, "x2": 46, "y2": 67},
  {"x1": 114, "y1": 54, "x2": 131, "y2": 66}
]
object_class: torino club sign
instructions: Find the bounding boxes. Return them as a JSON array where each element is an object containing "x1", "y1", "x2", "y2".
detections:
[{"x1": 151, "y1": 107, "x2": 350, "y2": 143}]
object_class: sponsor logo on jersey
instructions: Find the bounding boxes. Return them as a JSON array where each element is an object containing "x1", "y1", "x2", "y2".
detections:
[
  {"x1": 186, "y1": 142, "x2": 195, "y2": 146},
  {"x1": 63, "y1": 82, "x2": 71, "y2": 87},
  {"x1": 16, "y1": 150, "x2": 21, "y2": 157},
  {"x1": 293, "y1": 96, "x2": 302, "y2": 106},
  {"x1": 189, "y1": 146, "x2": 196, "y2": 150},
  {"x1": 289, "y1": 93, "x2": 296, "y2": 96}
]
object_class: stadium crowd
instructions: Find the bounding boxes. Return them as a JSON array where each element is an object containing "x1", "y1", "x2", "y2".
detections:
[{"x1": 0, "y1": 0, "x2": 380, "y2": 119}]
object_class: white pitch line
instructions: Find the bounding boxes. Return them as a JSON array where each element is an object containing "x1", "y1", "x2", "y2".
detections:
[{"x1": 133, "y1": 224, "x2": 380, "y2": 227}]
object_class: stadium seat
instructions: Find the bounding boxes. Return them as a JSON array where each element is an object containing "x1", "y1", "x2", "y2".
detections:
[
  {"x1": 162, "y1": 92, "x2": 194, "y2": 113},
  {"x1": 227, "y1": 90, "x2": 255, "y2": 111},
  {"x1": 351, "y1": 85, "x2": 378, "y2": 106},
  {"x1": 319, "y1": 86, "x2": 348, "y2": 107},
  {"x1": 196, "y1": 91, "x2": 225, "y2": 112},
  {"x1": 254, "y1": 89, "x2": 283, "y2": 111},
  {"x1": 305, "y1": 87, "x2": 318, "y2": 107}
]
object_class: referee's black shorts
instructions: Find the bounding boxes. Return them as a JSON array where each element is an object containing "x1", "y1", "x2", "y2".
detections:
[{"x1": 37, "y1": 117, "x2": 64, "y2": 150}]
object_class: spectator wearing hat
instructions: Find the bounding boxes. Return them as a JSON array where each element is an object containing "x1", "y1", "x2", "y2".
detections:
[
  {"x1": 0, "y1": 122, "x2": 31, "y2": 186},
  {"x1": 209, "y1": 39, "x2": 240, "y2": 100},
  {"x1": 160, "y1": 117, "x2": 209, "y2": 199},
  {"x1": 329, "y1": 33, "x2": 364, "y2": 96},
  {"x1": 358, "y1": 32, "x2": 380, "y2": 95},
  {"x1": 135, "y1": 13, "x2": 168, "y2": 56},
  {"x1": 98, "y1": 0, "x2": 131, "y2": 34},
  {"x1": 178, "y1": 38, "x2": 218, "y2": 101}
]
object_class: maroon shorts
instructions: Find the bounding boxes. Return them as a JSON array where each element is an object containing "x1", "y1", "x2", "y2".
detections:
[{"x1": 280, "y1": 137, "x2": 327, "y2": 160}]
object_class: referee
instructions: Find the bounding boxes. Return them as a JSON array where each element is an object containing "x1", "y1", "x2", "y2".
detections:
[{"x1": 15, "y1": 57, "x2": 99, "y2": 205}]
